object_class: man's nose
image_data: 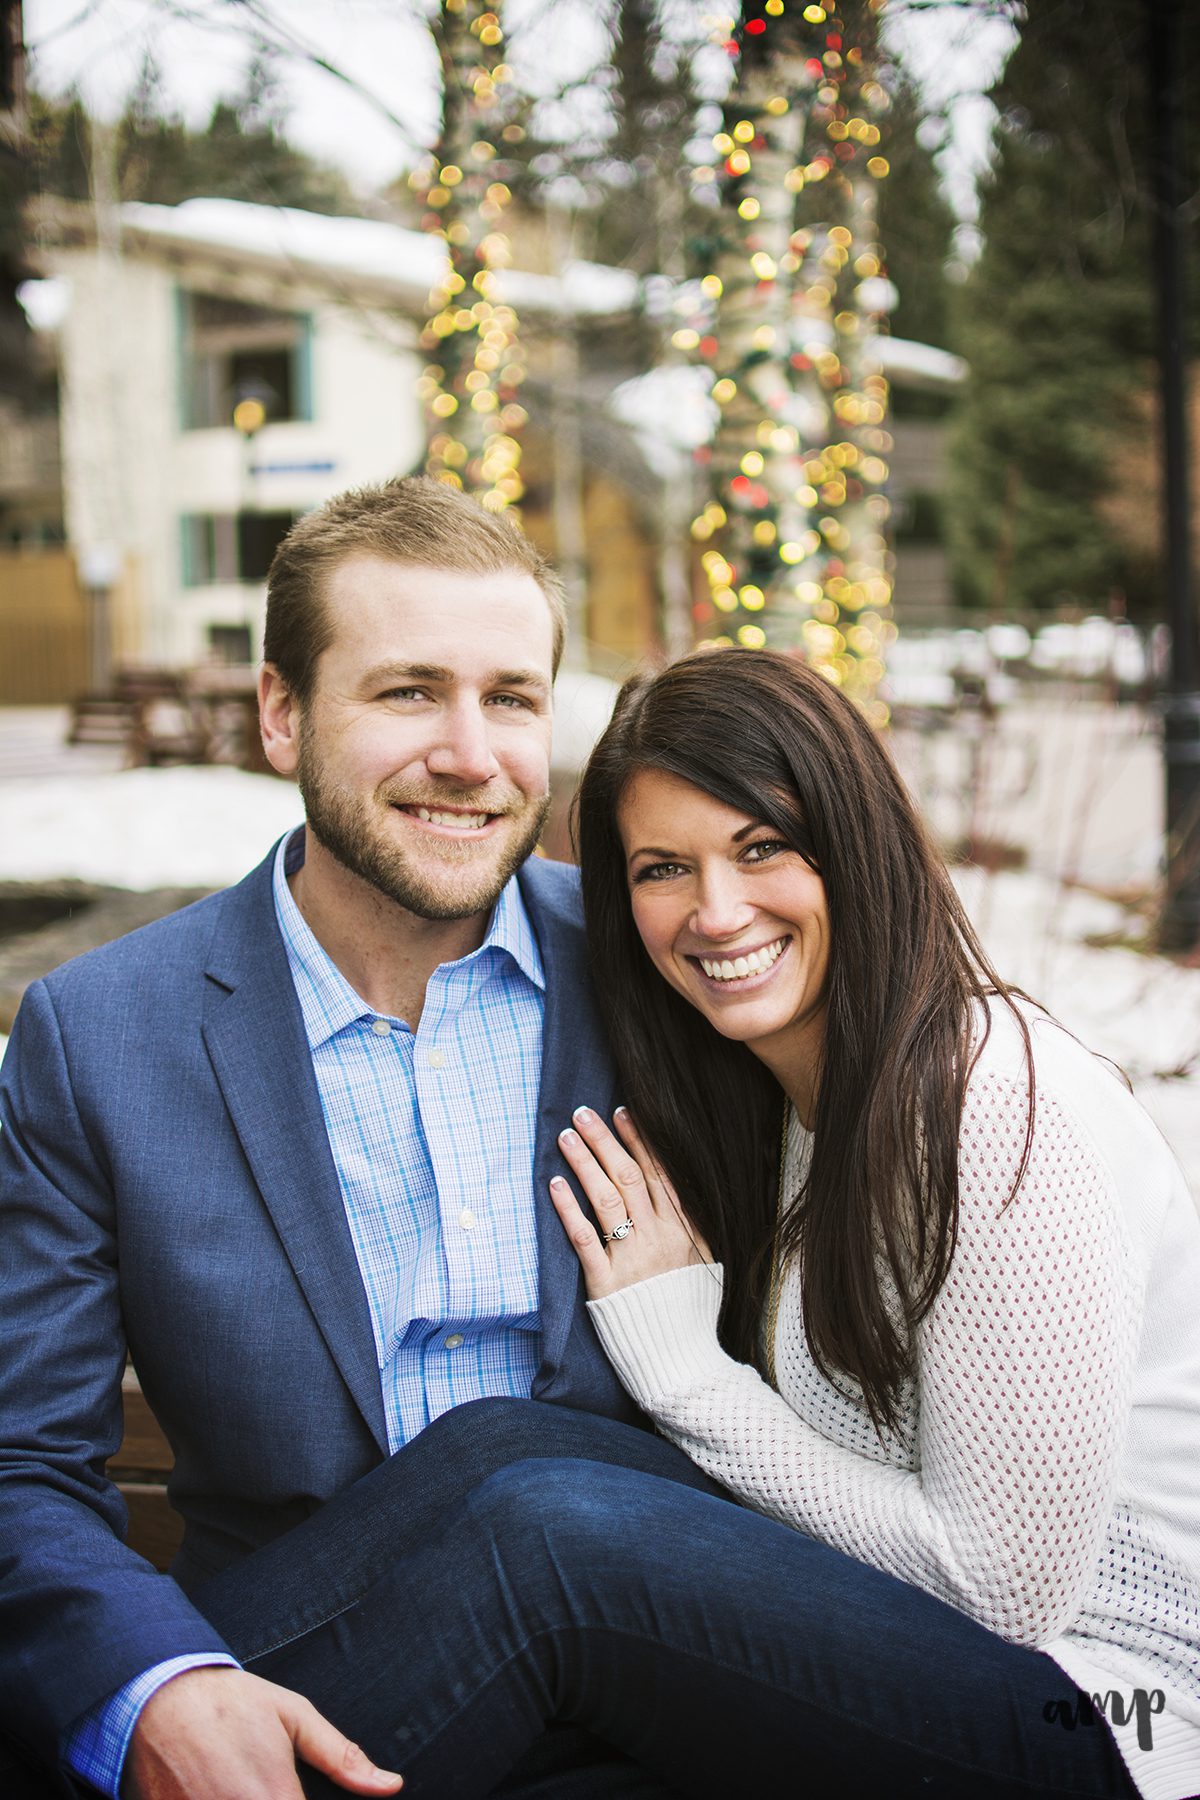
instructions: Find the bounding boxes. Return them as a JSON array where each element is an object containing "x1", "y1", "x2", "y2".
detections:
[{"x1": 425, "y1": 703, "x2": 501, "y2": 786}]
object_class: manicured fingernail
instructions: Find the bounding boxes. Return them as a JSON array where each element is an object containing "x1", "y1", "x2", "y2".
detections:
[
  {"x1": 614, "y1": 1106, "x2": 629, "y2": 1121},
  {"x1": 550, "y1": 1175, "x2": 567, "y2": 1189},
  {"x1": 559, "y1": 1128, "x2": 578, "y2": 1144},
  {"x1": 573, "y1": 1106, "x2": 594, "y2": 1122}
]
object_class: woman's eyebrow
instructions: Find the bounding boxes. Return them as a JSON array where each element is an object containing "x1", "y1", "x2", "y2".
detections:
[{"x1": 627, "y1": 844, "x2": 676, "y2": 860}]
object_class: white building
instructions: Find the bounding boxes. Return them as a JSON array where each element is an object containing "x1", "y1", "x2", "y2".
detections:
[{"x1": 25, "y1": 197, "x2": 633, "y2": 668}]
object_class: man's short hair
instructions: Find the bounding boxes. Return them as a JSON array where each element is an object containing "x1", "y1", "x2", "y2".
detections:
[{"x1": 264, "y1": 476, "x2": 568, "y2": 704}]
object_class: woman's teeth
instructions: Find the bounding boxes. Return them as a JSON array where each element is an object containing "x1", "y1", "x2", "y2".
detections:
[
  {"x1": 413, "y1": 808, "x2": 490, "y2": 829},
  {"x1": 698, "y1": 938, "x2": 787, "y2": 982}
]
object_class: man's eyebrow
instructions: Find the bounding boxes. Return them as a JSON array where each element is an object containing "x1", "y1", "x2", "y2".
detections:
[{"x1": 360, "y1": 662, "x2": 551, "y2": 696}]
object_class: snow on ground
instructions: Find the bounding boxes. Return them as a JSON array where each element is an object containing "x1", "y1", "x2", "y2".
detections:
[
  {"x1": 0, "y1": 760, "x2": 1197, "y2": 1203},
  {"x1": 953, "y1": 868, "x2": 1200, "y2": 1201},
  {"x1": 0, "y1": 766, "x2": 304, "y2": 890}
]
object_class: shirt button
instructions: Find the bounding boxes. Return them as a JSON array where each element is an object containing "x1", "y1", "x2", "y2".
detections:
[
  {"x1": 459, "y1": 1208, "x2": 476, "y2": 1230},
  {"x1": 428, "y1": 1048, "x2": 445, "y2": 1068},
  {"x1": 371, "y1": 1019, "x2": 391, "y2": 1037},
  {"x1": 444, "y1": 1333, "x2": 464, "y2": 1350}
]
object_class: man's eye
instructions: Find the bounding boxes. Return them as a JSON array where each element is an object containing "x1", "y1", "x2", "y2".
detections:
[
  {"x1": 487, "y1": 693, "x2": 532, "y2": 709},
  {"x1": 380, "y1": 687, "x2": 427, "y2": 702}
]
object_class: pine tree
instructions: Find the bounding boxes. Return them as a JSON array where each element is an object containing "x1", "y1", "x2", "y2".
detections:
[
  {"x1": 29, "y1": 54, "x2": 362, "y2": 216},
  {"x1": 875, "y1": 71, "x2": 954, "y2": 351},
  {"x1": 945, "y1": 0, "x2": 1200, "y2": 617}
]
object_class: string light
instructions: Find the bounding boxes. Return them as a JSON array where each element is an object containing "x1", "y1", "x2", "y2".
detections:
[
  {"x1": 687, "y1": 0, "x2": 894, "y2": 721},
  {"x1": 414, "y1": 4, "x2": 525, "y2": 513}
]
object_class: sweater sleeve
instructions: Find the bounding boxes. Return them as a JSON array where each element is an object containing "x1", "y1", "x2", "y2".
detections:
[{"x1": 587, "y1": 1072, "x2": 1142, "y2": 1647}]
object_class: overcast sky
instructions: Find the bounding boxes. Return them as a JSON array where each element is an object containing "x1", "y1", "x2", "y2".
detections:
[{"x1": 23, "y1": 0, "x2": 1017, "y2": 218}]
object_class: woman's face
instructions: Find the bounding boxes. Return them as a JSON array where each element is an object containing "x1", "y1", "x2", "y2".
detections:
[{"x1": 617, "y1": 768, "x2": 830, "y2": 1088}]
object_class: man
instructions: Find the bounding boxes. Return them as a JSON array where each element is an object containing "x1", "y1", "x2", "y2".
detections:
[{"x1": 0, "y1": 479, "x2": 673, "y2": 1798}]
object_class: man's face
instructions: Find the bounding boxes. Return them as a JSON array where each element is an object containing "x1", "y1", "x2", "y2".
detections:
[{"x1": 292, "y1": 557, "x2": 555, "y2": 921}]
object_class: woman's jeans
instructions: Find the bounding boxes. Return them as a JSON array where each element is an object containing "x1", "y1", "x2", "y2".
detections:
[{"x1": 195, "y1": 1397, "x2": 1140, "y2": 1800}]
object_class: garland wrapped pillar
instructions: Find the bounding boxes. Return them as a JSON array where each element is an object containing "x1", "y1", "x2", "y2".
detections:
[
  {"x1": 690, "y1": 0, "x2": 894, "y2": 721},
  {"x1": 415, "y1": 2, "x2": 527, "y2": 513}
]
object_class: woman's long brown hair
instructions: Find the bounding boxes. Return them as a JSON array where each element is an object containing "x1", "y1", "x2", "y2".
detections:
[{"x1": 575, "y1": 649, "x2": 1032, "y2": 1435}]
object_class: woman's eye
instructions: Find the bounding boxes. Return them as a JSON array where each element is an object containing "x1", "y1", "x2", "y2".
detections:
[
  {"x1": 743, "y1": 838, "x2": 788, "y2": 864},
  {"x1": 633, "y1": 861, "x2": 686, "y2": 883}
]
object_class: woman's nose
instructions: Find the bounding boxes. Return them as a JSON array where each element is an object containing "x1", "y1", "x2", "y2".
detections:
[{"x1": 690, "y1": 872, "x2": 755, "y2": 942}]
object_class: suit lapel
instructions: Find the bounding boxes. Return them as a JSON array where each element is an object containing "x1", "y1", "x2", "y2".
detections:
[
  {"x1": 201, "y1": 852, "x2": 389, "y2": 1455},
  {"x1": 520, "y1": 861, "x2": 618, "y2": 1396}
]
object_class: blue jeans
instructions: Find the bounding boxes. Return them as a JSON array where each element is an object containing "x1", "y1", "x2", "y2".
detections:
[{"x1": 198, "y1": 1399, "x2": 1140, "y2": 1800}]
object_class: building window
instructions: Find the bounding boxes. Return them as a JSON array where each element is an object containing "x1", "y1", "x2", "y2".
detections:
[
  {"x1": 178, "y1": 291, "x2": 312, "y2": 431},
  {"x1": 181, "y1": 511, "x2": 295, "y2": 585}
]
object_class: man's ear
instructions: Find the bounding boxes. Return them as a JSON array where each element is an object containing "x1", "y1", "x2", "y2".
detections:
[{"x1": 258, "y1": 665, "x2": 302, "y2": 778}]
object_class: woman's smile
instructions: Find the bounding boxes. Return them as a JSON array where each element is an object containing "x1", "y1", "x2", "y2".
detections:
[
  {"x1": 689, "y1": 933, "x2": 792, "y2": 989},
  {"x1": 618, "y1": 768, "x2": 829, "y2": 1108}
]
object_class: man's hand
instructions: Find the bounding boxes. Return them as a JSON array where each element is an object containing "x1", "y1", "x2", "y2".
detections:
[{"x1": 124, "y1": 1666, "x2": 403, "y2": 1800}]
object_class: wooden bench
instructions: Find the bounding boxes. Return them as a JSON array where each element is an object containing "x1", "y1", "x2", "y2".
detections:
[
  {"x1": 68, "y1": 670, "x2": 214, "y2": 769},
  {"x1": 109, "y1": 1366, "x2": 182, "y2": 1571}
]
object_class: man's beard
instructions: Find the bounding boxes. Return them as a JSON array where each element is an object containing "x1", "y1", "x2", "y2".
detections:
[{"x1": 296, "y1": 741, "x2": 550, "y2": 922}]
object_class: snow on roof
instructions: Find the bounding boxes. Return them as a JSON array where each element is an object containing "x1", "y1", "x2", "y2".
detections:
[
  {"x1": 876, "y1": 336, "x2": 967, "y2": 387},
  {"x1": 117, "y1": 199, "x2": 639, "y2": 319},
  {"x1": 607, "y1": 332, "x2": 965, "y2": 469},
  {"x1": 608, "y1": 364, "x2": 719, "y2": 466}
]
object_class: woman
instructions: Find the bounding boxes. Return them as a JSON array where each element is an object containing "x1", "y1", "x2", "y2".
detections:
[{"x1": 233, "y1": 650, "x2": 1200, "y2": 1799}]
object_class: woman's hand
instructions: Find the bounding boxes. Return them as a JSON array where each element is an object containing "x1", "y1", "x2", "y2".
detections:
[{"x1": 550, "y1": 1106, "x2": 712, "y2": 1301}]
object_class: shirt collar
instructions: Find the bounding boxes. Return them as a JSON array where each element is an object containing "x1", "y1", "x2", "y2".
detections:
[{"x1": 273, "y1": 828, "x2": 545, "y2": 1051}]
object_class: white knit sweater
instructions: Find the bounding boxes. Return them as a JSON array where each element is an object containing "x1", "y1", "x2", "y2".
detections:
[{"x1": 588, "y1": 1004, "x2": 1200, "y2": 1800}]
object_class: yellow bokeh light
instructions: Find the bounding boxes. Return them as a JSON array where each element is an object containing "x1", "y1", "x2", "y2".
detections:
[
  {"x1": 701, "y1": 274, "x2": 723, "y2": 299},
  {"x1": 740, "y1": 451, "x2": 765, "y2": 475},
  {"x1": 712, "y1": 378, "x2": 737, "y2": 403},
  {"x1": 738, "y1": 625, "x2": 767, "y2": 648},
  {"x1": 733, "y1": 120, "x2": 756, "y2": 143}
]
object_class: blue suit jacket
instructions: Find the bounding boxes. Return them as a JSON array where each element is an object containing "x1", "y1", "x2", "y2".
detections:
[{"x1": 0, "y1": 847, "x2": 636, "y2": 1763}]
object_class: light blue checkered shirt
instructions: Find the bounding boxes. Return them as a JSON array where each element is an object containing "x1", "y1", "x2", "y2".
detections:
[{"x1": 65, "y1": 829, "x2": 547, "y2": 1794}]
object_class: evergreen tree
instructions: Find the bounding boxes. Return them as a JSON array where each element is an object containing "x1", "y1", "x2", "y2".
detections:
[
  {"x1": 875, "y1": 71, "x2": 954, "y2": 350},
  {"x1": 29, "y1": 53, "x2": 363, "y2": 216},
  {"x1": 28, "y1": 88, "x2": 91, "y2": 200},
  {"x1": 945, "y1": 0, "x2": 1200, "y2": 617}
]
